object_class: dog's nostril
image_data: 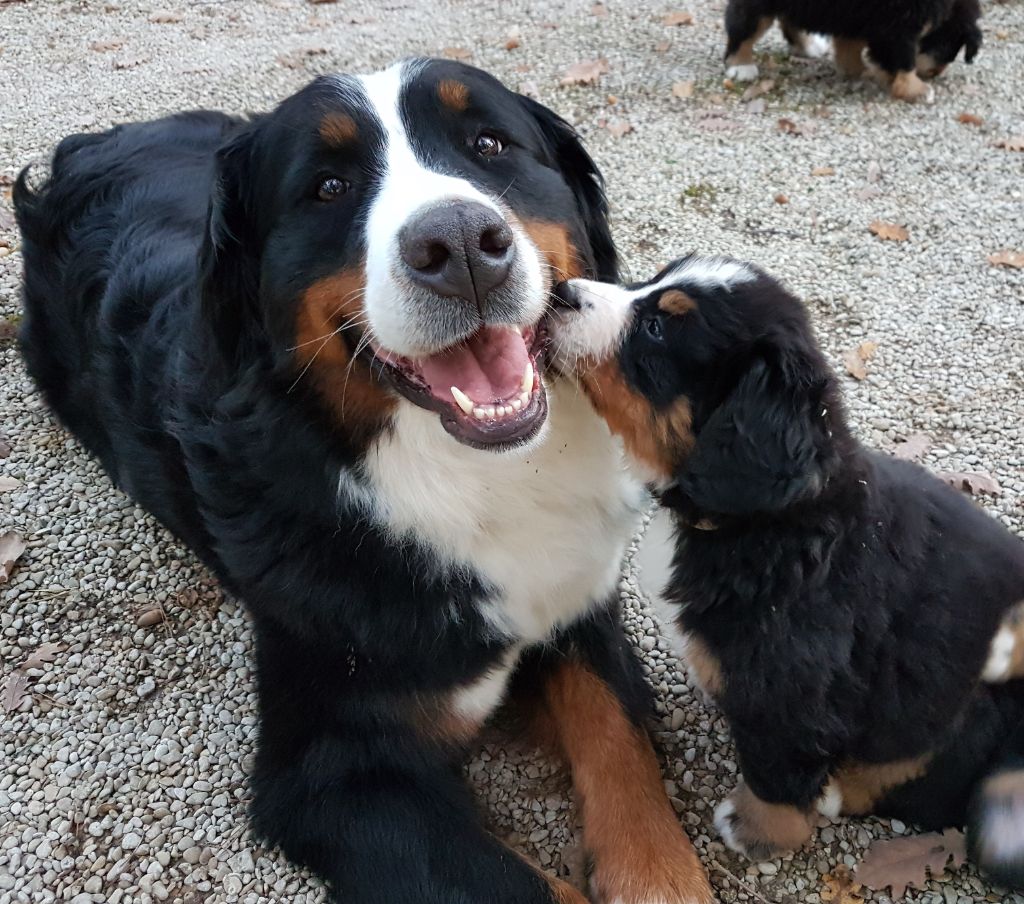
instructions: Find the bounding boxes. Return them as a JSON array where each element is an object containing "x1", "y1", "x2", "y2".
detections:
[
  {"x1": 479, "y1": 223, "x2": 513, "y2": 258},
  {"x1": 409, "y1": 240, "x2": 449, "y2": 274}
]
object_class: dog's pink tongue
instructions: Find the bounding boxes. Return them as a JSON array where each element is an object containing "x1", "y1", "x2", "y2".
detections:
[{"x1": 418, "y1": 326, "x2": 529, "y2": 404}]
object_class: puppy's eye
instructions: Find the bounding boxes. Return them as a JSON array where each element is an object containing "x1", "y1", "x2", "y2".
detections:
[
  {"x1": 317, "y1": 177, "x2": 350, "y2": 202},
  {"x1": 474, "y1": 133, "x2": 504, "y2": 158},
  {"x1": 643, "y1": 316, "x2": 664, "y2": 340}
]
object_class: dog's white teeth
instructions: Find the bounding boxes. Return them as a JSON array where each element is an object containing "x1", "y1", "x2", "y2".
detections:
[
  {"x1": 521, "y1": 361, "x2": 534, "y2": 394},
  {"x1": 511, "y1": 325, "x2": 522, "y2": 335},
  {"x1": 511, "y1": 398, "x2": 523, "y2": 411},
  {"x1": 473, "y1": 407, "x2": 487, "y2": 420},
  {"x1": 450, "y1": 386, "x2": 475, "y2": 416}
]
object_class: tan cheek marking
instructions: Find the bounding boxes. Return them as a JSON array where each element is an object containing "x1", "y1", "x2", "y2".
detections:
[
  {"x1": 294, "y1": 272, "x2": 397, "y2": 440},
  {"x1": 830, "y1": 756, "x2": 932, "y2": 815},
  {"x1": 541, "y1": 662, "x2": 713, "y2": 904},
  {"x1": 438, "y1": 79, "x2": 470, "y2": 111},
  {"x1": 520, "y1": 219, "x2": 584, "y2": 282},
  {"x1": 658, "y1": 289, "x2": 697, "y2": 315},
  {"x1": 319, "y1": 113, "x2": 358, "y2": 147},
  {"x1": 581, "y1": 359, "x2": 694, "y2": 480}
]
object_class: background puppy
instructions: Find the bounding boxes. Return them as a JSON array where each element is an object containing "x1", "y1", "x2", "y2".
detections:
[
  {"x1": 550, "y1": 257, "x2": 1024, "y2": 887},
  {"x1": 724, "y1": 0, "x2": 982, "y2": 102}
]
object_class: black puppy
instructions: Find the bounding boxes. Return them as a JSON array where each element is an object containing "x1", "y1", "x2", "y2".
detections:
[
  {"x1": 724, "y1": 0, "x2": 982, "y2": 102},
  {"x1": 550, "y1": 257, "x2": 1024, "y2": 887}
]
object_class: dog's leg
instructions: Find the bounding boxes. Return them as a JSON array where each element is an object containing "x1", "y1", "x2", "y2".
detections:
[
  {"x1": 724, "y1": 0, "x2": 774, "y2": 82},
  {"x1": 780, "y1": 19, "x2": 831, "y2": 60},
  {"x1": 982, "y1": 601, "x2": 1024, "y2": 683},
  {"x1": 867, "y1": 36, "x2": 936, "y2": 102},
  {"x1": 249, "y1": 626, "x2": 581, "y2": 904},
  {"x1": 713, "y1": 781, "x2": 817, "y2": 862},
  {"x1": 833, "y1": 38, "x2": 867, "y2": 77},
  {"x1": 521, "y1": 604, "x2": 715, "y2": 904}
]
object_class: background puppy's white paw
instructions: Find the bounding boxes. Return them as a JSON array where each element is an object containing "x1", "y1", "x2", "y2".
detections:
[
  {"x1": 795, "y1": 32, "x2": 831, "y2": 59},
  {"x1": 713, "y1": 797, "x2": 746, "y2": 855}
]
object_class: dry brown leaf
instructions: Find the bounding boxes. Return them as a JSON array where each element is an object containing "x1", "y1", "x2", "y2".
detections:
[
  {"x1": 112, "y1": 55, "x2": 147, "y2": 70},
  {"x1": 90, "y1": 39, "x2": 124, "y2": 52},
  {"x1": 857, "y1": 828, "x2": 966, "y2": 899},
  {"x1": 0, "y1": 436, "x2": 11, "y2": 459},
  {"x1": 893, "y1": 433, "x2": 932, "y2": 461},
  {"x1": 590, "y1": 2, "x2": 609, "y2": 16},
  {"x1": 504, "y1": 28, "x2": 521, "y2": 51},
  {"x1": 821, "y1": 866, "x2": 864, "y2": 904},
  {"x1": 774, "y1": 193, "x2": 789, "y2": 204},
  {"x1": 857, "y1": 186, "x2": 883, "y2": 201},
  {"x1": 0, "y1": 476, "x2": 21, "y2": 491},
  {"x1": 519, "y1": 80, "x2": 540, "y2": 99},
  {"x1": 957, "y1": 112, "x2": 983, "y2": 126},
  {"x1": 137, "y1": 608, "x2": 165, "y2": 628},
  {"x1": 662, "y1": 10, "x2": 694, "y2": 26},
  {"x1": 560, "y1": 58, "x2": 609, "y2": 86},
  {"x1": 441, "y1": 46, "x2": 473, "y2": 61},
  {"x1": 605, "y1": 120, "x2": 633, "y2": 138},
  {"x1": 869, "y1": 221, "x2": 909, "y2": 242},
  {"x1": 742, "y1": 78, "x2": 774, "y2": 102},
  {"x1": 654, "y1": 40, "x2": 671, "y2": 53},
  {"x1": 276, "y1": 45, "x2": 327, "y2": 69},
  {"x1": 0, "y1": 531, "x2": 26, "y2": 583},
  {"x1": 842, "y1": 340, "x2": 878, "y2": 381},
  {"x1": 22, "y1": 642, "x2": 66, "y2": 671},
  {"x1": 994, "y1": 136, "x2": 1024, "y2": 152},
  {"x1": 778, "y1": 117, "x2": 802, "y2": 135},
  {"x1": 812, "y1": 165, "x2": 836, "y2": 177},
  {"x1": 867, "y1": 160, "x2": 882, "y2": 182},
  {"x1": 988, "y1": 250, "x2": 1024, "y2": 269},
  {"x1": 937, "y1": 470, "x2": 1001, "y2": 497},
  {"x1": 1, "y1": 670, "x2": 29, "y2": 714},
  {"x1": 148, "y1": 10, "x2": 182, "y2": 23},
  {"x1": 672, "y1": 80, "x2": 694, "y2": 99}
]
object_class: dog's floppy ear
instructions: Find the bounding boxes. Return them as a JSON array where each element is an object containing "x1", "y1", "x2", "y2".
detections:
[
  {"x1": 519, "y1": 95, "x2": 618, "y2": 282},
  {"x1": 678, "y1": 344, "x2": 833, "y2": 515},
  {"x1": 199, "y1": 121, "x2": 263, "y2": 363}
]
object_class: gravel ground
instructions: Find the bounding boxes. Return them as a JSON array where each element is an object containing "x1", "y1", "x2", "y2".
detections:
[{"x1": 1, "y1": 1, "x2": 1022, "y2": 903}]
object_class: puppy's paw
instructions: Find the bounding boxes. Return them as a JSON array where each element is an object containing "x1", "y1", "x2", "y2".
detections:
[
  {"x1": 969, "y1": 770, "x2": 1024, "y2": 889},
  {"x1": 890, "y1": 71, "x2": 935, "y2": 104},
  {"x1": 713, "y1": 785, "x2": 814, "y2": 862},
  {"x1": 793, "y1": 32, "x2": 831, "y2": 59},
  {"x1": 725, "y1": 63, "x2": 759, "y2": 82}
]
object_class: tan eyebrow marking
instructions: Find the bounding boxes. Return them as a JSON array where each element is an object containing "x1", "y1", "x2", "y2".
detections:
[
  {"x1": 658, "y1": 289, "x2": 697, "y2": 315},
  {"x1": 319, "y1": 113, "x2": 358, "y2": 147},
  {"x1": 438, "y1": 79, "x2": 470, "y2": 111}
]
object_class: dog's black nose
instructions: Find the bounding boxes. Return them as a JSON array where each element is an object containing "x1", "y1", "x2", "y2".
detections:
[
  {"x1": 399, "y1": 201, "x2": 514, "y2": 307},
  {"x1": 551, "y1": 281, "x2": 581, "y2": 311}
]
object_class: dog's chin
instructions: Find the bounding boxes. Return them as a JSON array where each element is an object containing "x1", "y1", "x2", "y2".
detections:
[{"x1": 361, "y1": 319, "x2": 551, "y2": 452}]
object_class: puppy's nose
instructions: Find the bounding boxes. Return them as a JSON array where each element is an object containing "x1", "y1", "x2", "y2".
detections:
[
  {"x1": 551, "y1": 281, "x2": 582, "y2": 311},
  {"x1": 399, "y1": 201, "x2": 514, "y2": 307}
]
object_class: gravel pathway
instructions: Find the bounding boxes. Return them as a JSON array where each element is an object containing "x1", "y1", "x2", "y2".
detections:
[{"x1": 1, "y1": 1, "x2": 1022, "y2": 903}]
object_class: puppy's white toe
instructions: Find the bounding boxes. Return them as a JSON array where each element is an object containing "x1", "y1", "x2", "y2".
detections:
[
  {"x1": 982, "y1": 625, "x2": 1017, "y2": 682},
  {"x1": 725, "y1": 64, "x2": 759, "y2": 82},
  {"x1": 815, "y1": 780, "x2": 843, "y2": 819},
  {"x1": 798, "y1": 33, "x2": 831, "y2": 59},
  {"x1": 713, "y1": 798, "x2": 746, "y2": 854}
]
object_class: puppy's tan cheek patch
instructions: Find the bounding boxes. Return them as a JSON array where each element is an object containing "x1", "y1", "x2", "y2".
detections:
[
  {"x1": 520, "y1": 219, "x2": 584, "y2": 282},
  {"x1": 438, "y1": 79, "x2": 470, "y2": 111},
  {"x1": 319, "y1": 113, "x2": 358, "y2": 147},
  {"x1": 581, "y1": 360, "x2": 694, "y2": 480}
]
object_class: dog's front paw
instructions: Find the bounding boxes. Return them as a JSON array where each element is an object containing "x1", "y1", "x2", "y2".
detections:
[
  {"x1": 890, "y1": 71, "x2": 935, "y2": 104},
  {"x1": 725, "y1": 63, "x2": 760, "y2": 82},
  {"x1": 713, "y1": 785, "x2": 814, "y2": 862}
]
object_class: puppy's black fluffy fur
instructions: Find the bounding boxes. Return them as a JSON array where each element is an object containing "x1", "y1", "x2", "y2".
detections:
[{"x1": 557, "y1": 258, "x2": 1024, "y2": 886}]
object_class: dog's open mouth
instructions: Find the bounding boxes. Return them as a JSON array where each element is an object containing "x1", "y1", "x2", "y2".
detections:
[{"x1": 365, "y1": 322, "x2": 548, "y2": 449}]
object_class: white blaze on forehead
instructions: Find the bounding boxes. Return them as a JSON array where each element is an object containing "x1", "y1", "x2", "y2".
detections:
[
  {"x1": 660, "y1": 256, "x2": 756, "y2": 292},
  {"x1": 355, "y1": 61, "x2": 545, "y2": 357}
]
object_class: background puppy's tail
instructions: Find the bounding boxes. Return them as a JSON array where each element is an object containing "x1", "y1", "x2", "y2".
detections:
[{"x1": 968, "y1": 720, "x2": 1024, "y2": 889}]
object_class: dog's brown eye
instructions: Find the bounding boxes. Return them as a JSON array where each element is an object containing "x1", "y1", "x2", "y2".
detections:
[
  {"x1": 474, "y1": 133, "x2": 503, "y2": 157},
  {"x1": 643, "y1": 316, "x2": 664, "y2": 340},
  {"x1": 317, "y1": 177, "x2": 350, "y2": 201}
]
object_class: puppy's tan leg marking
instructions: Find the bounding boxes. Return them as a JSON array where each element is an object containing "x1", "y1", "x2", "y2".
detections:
[
  {"x1": 725, "y1": 16, "x2": 774, "y2": 82},
  {"x1": 826, "y1": 757, "x2": 932, "y2": 815},
  {"x1": 890, "y1": 70, "x2": 935, "y2": 103},
  {"x1": 833, "y1": 38, "x2": 867, "y2": 77},
  {"x1": 983, "y1": 601, "x2": 1024, "y2": 683},
  {"x1": 714, "y1": 782, "x2": 815, "y2": 861},
  {"x1": 543, "y1": 661, "x2": 714, "y2": 904}
]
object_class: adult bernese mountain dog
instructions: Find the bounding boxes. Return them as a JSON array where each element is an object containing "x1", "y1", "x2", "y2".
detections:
[
  {"x1": 549, "y1": 258, "x2": 1024, "y2": 887},
  {"x1": 724, "y1": 0, "x2": 982, "y2": 103},
  {"x1": 14, "y1": 61, "x2": 714, "y2": 904}
]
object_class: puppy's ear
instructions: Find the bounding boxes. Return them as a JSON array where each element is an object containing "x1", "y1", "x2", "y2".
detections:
[
  {"x1": 199, "y1": 122, "x2": 263, "y2": 363},
  {"x1": 678, "y1": 344, "x2": 834, "y2": 515},
  {"x1": 519, "y1": 95, "x2": 618, "y2": 282}
]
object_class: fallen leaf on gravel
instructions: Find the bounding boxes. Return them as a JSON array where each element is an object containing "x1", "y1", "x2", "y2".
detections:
[
  {"x1": 893, "y1": 433, "x2": 932, "y2": 461},
  {"x1": 857, "y1": 186, "x2": 883, "y2": 201},
  {"x1": 994, "y1": 136, "x2": 1024, "y2": 151},
  {"x1": 605, "y1": 120, "x2": 633, "y2": 138},
  {"x1": 0, "y1": 437, "x2": 11, "y2": 459},
  {"x1": 309, "y1": 0, "x2": 338, "y2": 3},
  {"x1": 90, "y1": 39, "x2": 124, "y2": 52},
  {"x1": 774, "y1": 193, "x2": 789, "y2": 204},
  {"x1": 867, "y1": 160, "x2": 882, "y2": 182},
  {"x1": 560, "y1": 58, "x2": 609, "y2": 86},
  {"x1": 441, "y1": 47, "x2": 473, "y2": 61},
  {"x1": 112, "y1": 55, "x2": 147, "y2": 70},
  {"x1": 842, "y1": 341, "x2": 878, "y2": 381},
  {"x1": 590, "y1": 2, "x2": 609, "y2": 16},
  {"x1": 504, "y1": 28, "x2": 521, "y2": 50},
  {"x1": 0, "y1": 320, "x2": 17, "y2": 341},
  {"x1": 0, "y1": 477, "x2": 21, "y2": 491},
  {"x1": 869, "y1": 221, "x2": 909, "y2": 242},
  {"x1": 746, "y1": 99, "x2": 766, "y2": 114},
  {"x1": 812, "y1": 166, "x2": 835, "y2": 176},
  {"x1": 148, "y1": 10, "x2": 182, "y2": 23},
  {"x1": 988, "y1": 250, "x2": 1024, "y2": 269},
  {"x1": 0, "y1": 208, "x2": 14, "y2": 231},
  {"x1": 22, "y1": 643, "x2": 66, "y2": 671},
  {"x1": 857, "y1": 828, "x2": 966, "y2": 899},
  {"x1": 662, "y1": 10, "x2": 694, "y2": 26},
  {"x1": 0, "y1": 531, "x2": 27, "y2": 583},
  {"x1": 519, "y1": 80, "x2": 540, "y2": 99},
  {"x1": 742, "y1": 78, "x2": 774, "y2": 101},
  {"x1": 654, "y1": 40, "x2": 671, "y2": 53},
  {"x1": 957, "y1": 112, "x2": 983, "y2": 126},
  {"x1": 672, "y1": 80, "x2": 694, "y2": 99},
  {"x1": 778, "y1": 117, "x2": 802, "y2": 135},
  {"x1": 937, "y1": 470, "x2": 1001, "y2": 497},
  {"x1": 821, "y1": 866, "x2": 864, "y2": 904},
  {"x1": 1, "y1": 671, "x2": 29, "y2": 714},
  {"x1": 276, "y1": 45, "x2": 327, "y2": 69},
  {"x1": 136, "y1": 608, "x2": 165, "y2": 628}
]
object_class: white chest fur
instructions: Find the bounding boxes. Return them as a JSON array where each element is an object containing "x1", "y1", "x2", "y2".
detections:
[{"x1": 347, "y1": 381, "x2": 644, "y2": 649}]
